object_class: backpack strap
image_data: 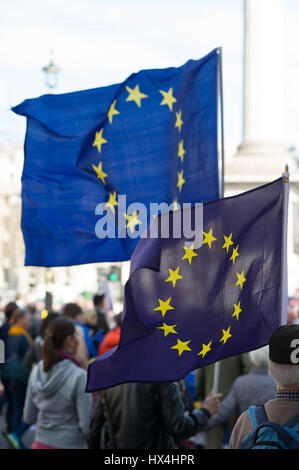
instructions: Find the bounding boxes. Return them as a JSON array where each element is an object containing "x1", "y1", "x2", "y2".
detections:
[
  {"x1": 251, "y1": 405, "x2": 298, "y2": 449},
  {"x1": 254, "y1": 405, "x2": 268, "y2": 426},
  {"x1": 248, "y1": 405, "x2": 266, "y2": 430}
]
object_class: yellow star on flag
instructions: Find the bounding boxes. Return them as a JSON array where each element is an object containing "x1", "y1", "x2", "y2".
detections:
[
  {"x1": 197, "y1": 341, "x2": 212, "y2": 358},
  {"x1": 178, "y1": 140, "x2": 186, "y2": 162},
  {"x1": 125, "y1": 84, "x2": 148, "y2": 107},
  {"x1": 175, "y1": 110, "x2": 183, "y2": 132},
  {"x1": 235, "y1": 270, "x2": 246, "y2": 290},
  {"x1": 157, "y1": 323, "x2": 178, "y2": 337},
  {"x1": 171, "y1": 339, "x2": 192, "y2": 356},
  {"x1": 222, "y1": 233, "x2": 234, "y2": 253},
  {"x1": 202, "y1": 228, "x2": 217, "y2": 249},
  {"x1": 232, "y1": 301, "x2": 242, "y2": 320},
  {"x1": 92, "y1": 128, "x2": 107, "y2": 153},
  {"x1": 124, "y1": 210, "x2": 142, "y2": 233},
  {"x1": 153, "y1": 297, "x2": 174, "y2": 317},
  {"x1": 107, "y1": 99, "x2": 120, "y2": 124},
  {"x1": 182, "y1": 244, "x2": 198, "y2": 264},
  {"x1": 165, "y1": 266, "x2": 183, "y2": 287},
  {"x1": 220, "y1": 326, "x2": 232, "y2": 344},
  {"x1": 177, "y1": 170, "x2": 185, "y2": 192},
  {"x1": 92, "y1": 161, "x2": 107, "y2": 185},
  {"x1": 159, "y1": 87, "x2": 177, "y2": 111},
  {"x1": 230, "y1": 245, "x2": 240, "y2": 264},
  {"x1": 105, "y1": 191, "x2": 118, "y2": 214}
]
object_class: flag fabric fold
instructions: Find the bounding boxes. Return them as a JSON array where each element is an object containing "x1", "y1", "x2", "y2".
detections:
[
  {"x1": 12, "y1": 49, "x2": 219, "y2": 267},
  {"x1": 86, "y1": 177, "x2": 286, "y2": 391}
]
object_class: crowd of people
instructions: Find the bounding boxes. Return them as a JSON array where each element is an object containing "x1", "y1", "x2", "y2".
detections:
[{"x1": 0, "y1": 294, "x2": 298, "y2": 450}]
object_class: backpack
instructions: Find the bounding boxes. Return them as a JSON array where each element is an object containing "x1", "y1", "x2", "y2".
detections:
[{"x1": 238, "y1": 405, "x2": 299, "y2": 449}]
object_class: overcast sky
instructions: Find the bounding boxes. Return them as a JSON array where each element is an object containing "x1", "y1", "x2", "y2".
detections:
[{"x1": 1, "y1": 0, "x2": 299, "y2": 155}]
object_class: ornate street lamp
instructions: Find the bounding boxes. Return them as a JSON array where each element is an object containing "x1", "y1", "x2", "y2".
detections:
[{"x1": 42, "y1": 50, "x2": 61, "y2": 93}]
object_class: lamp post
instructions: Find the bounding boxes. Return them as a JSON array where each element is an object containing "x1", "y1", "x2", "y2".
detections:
[
  {"x1": 42, "y1": 50, "x2": 61, "y2": 94},
  {"x1": 41, "y1": 51, "x2": 61, "y2": 311}
]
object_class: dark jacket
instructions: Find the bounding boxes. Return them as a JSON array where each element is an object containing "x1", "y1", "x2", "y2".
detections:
[
  {"x1": 89, "y1": 381, "x2": 210, "y2": 449},
  {"x1": 0, "y1": 321, "x2": 10, "y2": 343},
  {"x1": 2, "y1": 332, "x2": 31, "y2": 384}
]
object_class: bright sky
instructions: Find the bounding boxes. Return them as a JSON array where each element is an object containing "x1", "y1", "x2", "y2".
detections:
[{"x1": 1, "y1": 0, "x2": 299, "y2": 156}]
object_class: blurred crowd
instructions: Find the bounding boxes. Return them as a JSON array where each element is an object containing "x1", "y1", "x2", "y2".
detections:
[{"x1": 0, "y1": 293, "x2": 298, "y2": 449}]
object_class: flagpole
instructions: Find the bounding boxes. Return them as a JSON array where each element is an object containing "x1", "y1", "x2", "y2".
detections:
[
  {"x1": 217, "y1": 46, "x2": 225, "y2": 199},
  {"x1": 281, "y1": 164, "x2": 289, "y2": 325},
  {"x1": 212, "y1": 47, "x2": 225, "y2": 394}
]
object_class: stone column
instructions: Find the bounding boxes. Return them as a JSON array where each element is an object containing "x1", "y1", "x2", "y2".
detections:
[{"x1": 236, "y1": 0, "x2": 289, "y2": 159}]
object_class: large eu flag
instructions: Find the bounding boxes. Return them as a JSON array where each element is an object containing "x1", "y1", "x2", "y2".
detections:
[
  {"x1": 86, "y1": 178, "x2": 288, "y2": 391},
  {"x1": 12, "y1": 49, "x2": 219, "y2": 267}
]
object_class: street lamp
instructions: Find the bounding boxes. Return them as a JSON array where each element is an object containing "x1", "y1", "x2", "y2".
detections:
[
  {"x1": 41, "y1": 51, "x2": 61, "y2": 311},
  {"x1": 42, "y1": 50, "x2": 61, "y2": 94}
]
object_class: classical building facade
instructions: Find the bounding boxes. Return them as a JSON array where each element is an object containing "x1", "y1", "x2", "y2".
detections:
[{"x1": 225, "y1": 0, "x2": 299, "y2": 295}]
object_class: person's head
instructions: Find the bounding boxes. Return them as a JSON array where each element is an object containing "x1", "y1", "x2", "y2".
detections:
[
  {"x1": 93, "y1": 294, "x2": 105, "y2": 308},
  {"x1": 38, "y1": 312, "x2": 60, "y2": 339},
  {"x1": 61, "y1": 303, "x2": 84, "y2": 323},
  {"x1": 42, "y1": 317, "x2": 78, "y2": 372},
  {"x1": 249, "y1": 345, "x2": 269, "y2": 368},
  {"x1": 268, "y1": 324, "x2": 299, "y2": 388},
  {"x1": 11, "y1": 308, "x2": 32, "y2": 330},
  {"x1": 4, "y1": 302, "x2": 18, "y2": 321},
  {"x1": 83, "y1": 309, "x2": 97, "y2": 327}
]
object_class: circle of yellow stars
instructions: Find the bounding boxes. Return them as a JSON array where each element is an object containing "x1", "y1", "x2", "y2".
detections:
[
  {"x1": 91, "y1": 83, "x2": 247, "y2": 360},
  {"x1": 153, "y1": 229, "x2": 247, "y2": 358},
  {"x1": 91, "y1": 83, "x2": 186, "y2": 231}
]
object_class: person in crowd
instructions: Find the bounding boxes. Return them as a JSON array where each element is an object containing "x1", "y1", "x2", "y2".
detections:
[
  {"x1": 0, "y1": 302, "x2": 19, "y2": 415},
  {"x1": 93, "y1": 294, "x2": 109, "y2": 335},
  {"x1": 98, "y1": 312, "x2": 122, "y2": 356},
  {"x1": 83, "y1": 309, "x2": 105, "y2": 353},
  {"x1": 79, "y1": 309, "x2": 97, "y2": 359},
  {"x1": 195, "y1": 353, "x2": 251, "y2": 448},
  {"x1": 0, "y1": 302, "x2": 18, "y2": 344},
  {"x1": 26, "y1": 303, "x2": 41, "y2": 340},
  {"x1": 1, "y1": 308, "x2": 33, "y2": 448},
  {"x1": 61, "y1": 303, "x2": 89, "y2": 369},
  {"x1": 229, "y1": 324, "x2": 299, "y2": 448},
  {"x1": 23, "y1": 312, "x2": 59, "y2": 371},
  {"x1": 23, "y1": 316, "x2": 93, "y2": 449},
  {"x1": 88, "y1": 381, "x2": 222, "y2": 449},
  {"x1": 202, "y1": 346, "x2": 276, "y2": 434}
]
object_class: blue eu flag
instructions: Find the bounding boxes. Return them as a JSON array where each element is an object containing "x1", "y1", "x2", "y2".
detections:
[
  {"x1": 86, "y1": 178, "x2": 287, "y2": 391},
  {"x1": 12, "y1": 49, "x2": 219, "y2": 266}
]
